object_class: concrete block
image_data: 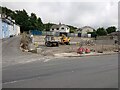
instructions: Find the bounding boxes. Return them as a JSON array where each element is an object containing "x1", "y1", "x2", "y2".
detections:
[{"x1": 37, "y1": 48, "x2": 42, "y2": 53}]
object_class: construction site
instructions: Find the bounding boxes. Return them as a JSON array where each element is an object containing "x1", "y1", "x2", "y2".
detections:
[
  {"x1": 20, "y1": 32, "x2": 119, "y2": 57},
  {"x1": 2, "y1": 1, "x2": 119, "y2": 88}
]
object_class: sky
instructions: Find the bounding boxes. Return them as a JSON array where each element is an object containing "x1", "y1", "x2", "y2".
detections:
[{"x1": 1, "y1": 0, "x2": 118, "y2": 29}]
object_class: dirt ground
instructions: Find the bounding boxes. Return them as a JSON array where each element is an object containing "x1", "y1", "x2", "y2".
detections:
[
  {"x1": 32, "y1": 36, "x2": 119, "y2": 56},
  {"x1": 38, "y1": 44, "x2": 118, "y2": 56},
  {"x1": 33, "y1": 36, "x2": 94, "y2": 43}
]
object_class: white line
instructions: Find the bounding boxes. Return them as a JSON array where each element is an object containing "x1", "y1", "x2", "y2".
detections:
[
  {"x1": 43, "y1": 59, "x2": 51, "y2": 62},
  {"x1": 3, "y1": 79, "x2": 25, "y2": 85}
]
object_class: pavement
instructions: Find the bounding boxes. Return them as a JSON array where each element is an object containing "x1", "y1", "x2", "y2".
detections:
[{"x1": 54, "y1": 52, "x2": 118, "y2": 57}]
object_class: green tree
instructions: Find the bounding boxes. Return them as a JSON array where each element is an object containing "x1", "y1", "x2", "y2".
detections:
[
  {"x1": 68, "y1": 25, "x2": 77, "y2": 33},
  {"x1": 1, "y1": 7, "x2": 15, "y2": 19},
  {"x1": 14, "y1": 9, "x2": 30, "y2": 32},
  {"x1": 44, "y1": 23, "x2": 55, "y2": 31},
  {"x1": 70, "y1": 29, "x2": 75, "y2": 33},
  {"x1": 36, "y1": 17, "x2": 43, "y2": 30},
  {"x1": 29, "y1": 13, "x2": 44, "y2": 30},
  {"x1": 106, "y1": 26, "x2": 116, "y2": 34},
  {"x1": 29, "y1": 13, "x2": 37, "y2": 30},
  {"x1": 96, "y1": 27, "x2": 107, "y2": 36}
]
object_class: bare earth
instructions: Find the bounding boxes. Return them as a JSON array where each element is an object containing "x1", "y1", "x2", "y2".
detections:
[{"x1": 32, "y1": 36, "x2": 119, "y2": 56}]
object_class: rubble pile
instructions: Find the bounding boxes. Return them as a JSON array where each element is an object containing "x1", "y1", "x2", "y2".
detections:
[{"x1": 20, "y1": 32, "x2": 29, "y2": 51}]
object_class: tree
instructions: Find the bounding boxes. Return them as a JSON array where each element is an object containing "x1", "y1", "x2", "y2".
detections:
[
  {"x1": 96, "y1": 27, "x2": 107, "y2": 36},
  {"x1": 1, "y1": 7, "x2": 16, "y2": 20},
  {"x1": 68, "y1": 25, "x2": 77, "y2": 33},
  {"x1": 14, "y1": 9, "x2": 30, "y2": 32},
  {"x1": 1, "y1": 7, "x2": 44, "y2": 32},
  {"x1": 29, "y1": 13, "x2": 44, "y2": 30},
  {"x1": 44, "y1": 23, "x2": 55, "y2": 31},
  {"x1": 70, "y1": 29, "x2": 75, "y2": 33},
  {"x1": 106, "y1": 26, "x2": 116, "y2": 34},
  {"x1": 29, "y1": 13, "x2": 37, "y2": 30},
  {"x1": 36, "y1": 17, "x2": 44, "y2": 30}
]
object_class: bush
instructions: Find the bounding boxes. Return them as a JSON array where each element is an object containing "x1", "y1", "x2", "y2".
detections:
[
  {"x1": 106, "y1": 26, "x2": 116, "y2": 34},
  {"x1": 96, "y1": 27, "x2": 107, "y2": 36}
]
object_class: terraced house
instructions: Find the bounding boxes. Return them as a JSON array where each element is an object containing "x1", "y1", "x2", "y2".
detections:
[{"x1": 0, "y1": 14, "x2": 20, "y2": 39}]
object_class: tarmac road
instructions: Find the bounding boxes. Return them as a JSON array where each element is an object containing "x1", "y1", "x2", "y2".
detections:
[
  {"x1": 2, "y1": 36, "x2": 118, "y2": 88},
  {"x1": 3, "y1": 54, "x2": 118, "y2": 88}
]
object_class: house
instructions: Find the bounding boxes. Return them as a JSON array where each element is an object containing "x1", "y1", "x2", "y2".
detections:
[
  {"x1": 50, "y1": 23, "x2": 70, "y2": 36},
  {"x1": 8, "y1": 19, "x2": 14, "y2": 37},
  {"x1": 108, "y1": 31, "x2": 119, "y2": 36},
  {"x1": 1, "y1": 15, "x2": 11, "y2": 38},
  {"x1": 76, "y1": 28, "x2": 82, "y2": 33},
  {"x1": 76, "y1": 28, "x2": 82, "y2": 37},
  {"x1": 0, "y1": 14, "x2": 20, "y2": 39},
  {"x1": 77, "y1": 26, "x2": 94, "y2": 37},
  {"x1": 14, "y1": 24, "x2": 20, "y2": 36},
  {"x1": 0, "y1": 17, "x2": 2, "y2": 39}
]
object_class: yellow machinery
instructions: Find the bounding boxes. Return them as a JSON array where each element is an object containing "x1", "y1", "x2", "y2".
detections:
[{"x1": 60, "y1": 34, "x2": 70, "y2": 45}]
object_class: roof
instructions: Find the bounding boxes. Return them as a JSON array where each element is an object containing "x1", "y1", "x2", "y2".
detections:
[
  {"x1": 51, "y1": 24, "x2": 69, "y2": 29},
  {"x1": 81, "y1": 26, "x2": 94, "y2": 30},
  {"x1": 2, "y1": 18, "x2": 13, "y2": 25},
  {"x1": 76, "y1": 28, "x2": 82, "y2": 31},
  {"x1": 109, "y1": 31, "x2": 120, "y2": 36}
]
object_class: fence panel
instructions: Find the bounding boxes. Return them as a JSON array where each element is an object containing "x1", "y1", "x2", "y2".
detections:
[{"x1": 30, "y1": 30, "x2": 42, "y2": 35}]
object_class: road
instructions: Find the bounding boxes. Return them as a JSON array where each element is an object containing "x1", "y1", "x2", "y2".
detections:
[{"x1": 2, "y1": 36, "x2": 118, "y2": 88}]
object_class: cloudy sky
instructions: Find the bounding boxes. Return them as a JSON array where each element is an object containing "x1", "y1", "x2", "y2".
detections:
[{"x1": 1, "y1": 0, "x2": 118, "y2": 29}]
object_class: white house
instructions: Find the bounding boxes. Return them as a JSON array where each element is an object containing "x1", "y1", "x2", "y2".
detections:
[
  {"x1": 16, "y1": 25, "x2": 20, "y2": 35},
  {"x1": 0, "y1": 14, "x2": 20, "y2": 39},
  {"x1": 78, "y1": 26, "x2": 94, "y2": 37},
  {"x1": 14, "y1": 24, "x2": 20, "y2": 36},
  {"x1": 8, "y1": 24, "x2": 14, "y2": 36},
  {"x1": 0, "y1": 16, "x2": 2, "y2": 39},
  {"x1": 50, "y1": 23, "x2": 70, "y2": 36}
]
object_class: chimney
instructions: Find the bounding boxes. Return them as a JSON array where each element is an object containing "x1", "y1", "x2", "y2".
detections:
[{"x1": 59, "y1": 22, "x2": 61, "y2": 25}]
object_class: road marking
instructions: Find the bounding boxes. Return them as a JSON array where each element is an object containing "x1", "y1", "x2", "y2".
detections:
[
  {"x1": 3, "y1": 78, "x2": 36, "y2": 85},
  {"x1": 43, "y1": 59, "x2": 51, "y2": 62},
  {"x1": 3, "y1": 81, "x2": 18, "y2": 84}
]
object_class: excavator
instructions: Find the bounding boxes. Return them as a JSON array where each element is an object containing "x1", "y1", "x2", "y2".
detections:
[
  {"x1": 60, "y1": 34, "x2": 70, "y2": 45},
  {"x1": 45, "y1": 35, "x2": 59, "y2": 47}
]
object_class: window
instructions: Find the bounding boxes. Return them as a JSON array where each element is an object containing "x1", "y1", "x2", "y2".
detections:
[
  {"x1": 57, "y1": 28, "x2": 59, "y2": 30},
  {"x1": 52, "y1": 28, "x2": 54, "y2": 31},
  {"x1": 87, "y1": 29, "x2": 90, "y2": 32},
  {"x1": 61, "y1": 27, "x2": 64, "y2": 29}
]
